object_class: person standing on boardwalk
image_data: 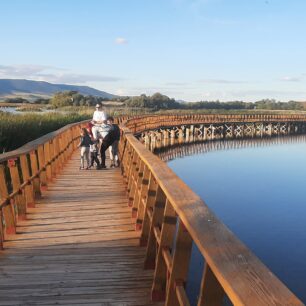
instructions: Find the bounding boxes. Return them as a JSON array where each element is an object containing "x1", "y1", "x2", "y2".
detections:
[
  {"x1": 78, "y1": 128, "x2": 93, "y2": 170},
  {"x1": 107, "y1": 116, "x2": 120, "y2": 167},
  {"x1": 92, "y1": 103, "x2": 107, "y2": 140},
  {"x1": 99, "y1": 120, "x2": 112, "y2": 169}
]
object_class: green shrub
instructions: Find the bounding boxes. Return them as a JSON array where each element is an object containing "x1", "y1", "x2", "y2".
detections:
[{"x1": 0, "y1": 112, "x2": 91, "y2": 153}]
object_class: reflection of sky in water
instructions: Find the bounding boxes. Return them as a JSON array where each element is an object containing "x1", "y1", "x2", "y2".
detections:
[{"x1": 165, "y1": 137, "x2": 306, "y2": 304}]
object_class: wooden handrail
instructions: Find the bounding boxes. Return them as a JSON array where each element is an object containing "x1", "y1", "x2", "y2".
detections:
[{"x1": 119, "y1": 115, "x2": 304, "y2": 305}]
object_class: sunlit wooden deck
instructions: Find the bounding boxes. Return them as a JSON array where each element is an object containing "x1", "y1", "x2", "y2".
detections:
[{"x1": 0, "y1": 152, "x2": 160, "y2": 305}]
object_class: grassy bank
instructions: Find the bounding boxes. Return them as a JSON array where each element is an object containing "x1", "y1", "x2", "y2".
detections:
[{"x1": 0, "y1": 112, "x2": 91, "y2": 153}]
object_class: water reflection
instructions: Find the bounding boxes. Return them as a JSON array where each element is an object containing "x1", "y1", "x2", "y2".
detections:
[
  {"x1": 153, "y1": 134, "x2": 306, "y2": 162},
  {"x1": 153, "y1": 134, "x2": 306, "y2": 304}
]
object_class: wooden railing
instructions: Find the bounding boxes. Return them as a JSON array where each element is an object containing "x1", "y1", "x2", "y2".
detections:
[
  {"x1": 0, "y1": 120, "x2": 88, "y2": 249},
  {"x1": 123, "y1": 114, "x2": 306, "y2": 134},
  {"x1": 119, "y1": 114, "x2": 304, "y2": 305}
]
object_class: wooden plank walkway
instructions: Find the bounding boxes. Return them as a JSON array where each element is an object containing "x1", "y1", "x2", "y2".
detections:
[{"x1": 0, "y1": 152, "x2": 161, "y2": 305}]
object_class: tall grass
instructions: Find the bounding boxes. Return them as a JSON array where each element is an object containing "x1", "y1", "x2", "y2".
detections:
[{"x1": 0, "y1": 112, "x2": 91, "y2": 153}]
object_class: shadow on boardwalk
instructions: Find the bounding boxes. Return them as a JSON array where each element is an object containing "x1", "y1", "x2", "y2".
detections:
[{"x1": 0, "y1": 153, "x2": 161, "y2": 305}]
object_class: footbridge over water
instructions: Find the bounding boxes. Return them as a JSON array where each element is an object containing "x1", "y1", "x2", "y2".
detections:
[{"x1": 0, "y1": 114, "x2": 305, "y2": 305}]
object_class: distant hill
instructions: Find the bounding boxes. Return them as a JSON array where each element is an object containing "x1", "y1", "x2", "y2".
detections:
[{"x1": 0, "y1": 79, "x2": 116, "y2": 100}]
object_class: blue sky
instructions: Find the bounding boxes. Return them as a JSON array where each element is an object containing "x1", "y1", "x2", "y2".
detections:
[{"x1": 0, "y1": 0, "x2": 306, "y2": 101}]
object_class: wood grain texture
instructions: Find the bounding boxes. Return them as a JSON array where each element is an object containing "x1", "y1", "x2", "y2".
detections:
[{"x1": 0, "y1": 152, "x2": 162, "y2": 306}]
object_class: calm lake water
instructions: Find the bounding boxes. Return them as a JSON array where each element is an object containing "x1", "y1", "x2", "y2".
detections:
[{"x1": 159, "y1": 136, "x2": 306, "y2": 304}]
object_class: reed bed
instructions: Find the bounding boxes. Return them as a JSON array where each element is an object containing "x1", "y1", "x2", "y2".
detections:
[{"x1": 0, "y1": 112, "x2": 91, "y2": 153}]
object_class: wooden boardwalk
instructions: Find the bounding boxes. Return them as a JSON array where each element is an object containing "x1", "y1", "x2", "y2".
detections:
[{"x1": 0, "y1": 152, "x2": 160, "y2": 305}]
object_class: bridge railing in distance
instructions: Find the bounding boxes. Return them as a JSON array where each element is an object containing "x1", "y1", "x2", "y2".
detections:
[
  {"x1": 0, "y1": 120, "x2": 88, "y2": 249},
  {"x1": 123, "y1": 113, "x2": 306, "y2": 135},
  {"x1": 119, "y1": 115, "x2": 304, "y2": 306}
]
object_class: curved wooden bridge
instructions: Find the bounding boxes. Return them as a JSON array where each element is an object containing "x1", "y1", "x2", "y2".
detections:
[{"x1": 0, "y1": 114, "x2": 305, "y2": 305}]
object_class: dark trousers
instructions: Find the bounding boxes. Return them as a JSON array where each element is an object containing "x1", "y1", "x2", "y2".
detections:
[
  {"x1": 100, "y1": 141, "x2": 111, "y2": 167},
  {"x1": 90, "y1": 152, "x2": 100, "y2": 167}
]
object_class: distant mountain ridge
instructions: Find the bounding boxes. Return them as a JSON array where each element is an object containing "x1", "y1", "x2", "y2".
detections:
[{"x1": 0, "y1": 79, "x2": 116, "y2": 100}]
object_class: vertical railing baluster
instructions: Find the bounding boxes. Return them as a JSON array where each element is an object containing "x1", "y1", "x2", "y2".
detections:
[
  {"x1": 135, "y1": 165, "x2": 150, "y2": 230},
  {"x1": 0, "y1": 164, "x2": 15, "y2": 236},
  {"x1": 140, "y1": 172, "x2": 158, "y2": 247},
  {"x1": 151, "y1": 199, "x2": 177, "y2": 301},
  {"x1": 197, "y1": 263, "x2": 224, "y2": 306},
  {"x1": 9, "y1": 159, "x2": 26, "y2": 220},
  {"x1": 44, "y1": 141, "x2": 52, "y2": 182},
  {"x1": 132, "y1": 159, "x2": 144, "y2": 219},
  {"x1": 30, "y1": 150, "x2": 41, "y2": 198},
  {"x1": 20, "y1": 154, "x2": 35, "y2": 208},
  {"x1": 37, "y1": 145, "x2": 47, "y2": 191},
  {"x1": 165, "y1": 220, "x2": 193, "y2": 306},
  {"x1": 144, "y1": 185, "x2": 166, "y2": 269}
]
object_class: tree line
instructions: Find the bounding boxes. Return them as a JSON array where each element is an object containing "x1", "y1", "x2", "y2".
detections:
[{"x1": 3, "y1": 92, "x2": 305, "y2": 111}]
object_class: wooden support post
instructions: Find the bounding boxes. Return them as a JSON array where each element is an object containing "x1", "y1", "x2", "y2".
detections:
[
  {"x1": 0, "y1": 165, "x2": 16, "y2": 235},
  {"x1": 49, "y1": 140, "x2": 56, "y2": 177},
  {"x1": 20, "y1": 155, "x2": 35, "y2": 208},
  {"x1": 44, "y1": 141, "x2": 52, "y2": 182},
  {"x1": 135, "y1": 164, "x2": 150, "y2": 230},
  {"x1": 197, "y1": 263, "x2": 225, "y2": 306},
  {"x1": 0, "y1": 210, "x2": 3, "y2": 250},
  {"x1": 165, "y1": 220, "x2": 193, "y2": 306},
  {"x1": 59, "y1": 133, "x2": 65, "y2": 166},
  {"x1": 203, "y1": 126, "x2": 207, "y2": 141},
  {"x1": 131, "y1": 159, "x2": 144, "y2": 218},
  {"x1": 144, "y1": 185, "x2": 166, "y2": 269},
  {"x1": 185, "y1": 128, "x2": 190, "y2": 142},
  {"x1": 121, "y1": 141, "x2": 131, "y2": 183},
  {"x1": 30, "y1": 150, "x2": 41, "y2": 198},
  {"x1": 140, "y1": 173, "x2": 158, "y2": 246},
  {"x1": 54, "y1": 136, "x2": 61, "y2": 173},
  {"x1": 151, "y1": 199, "x2": 177, "y2": 301},
  {"x1": 8, "y1": 160, "x2": 26, "y2": 221},
  {"x1": 170, "y1": 130, "x2": 175, "y2": 138},
  {"x1": 127, "y1": 151, "x2": 137, "y2": 204},
  {"x1": 37, "y1": 145, "x2": 47, "y2": 191}
]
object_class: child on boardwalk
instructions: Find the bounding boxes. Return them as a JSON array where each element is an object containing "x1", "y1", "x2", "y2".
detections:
[
  {"x1": 78, "y1": 128, "x2": 93, "y2": 170},
  {"x1": 89, "y1": 141, "x2": 100, "y2": 169}
]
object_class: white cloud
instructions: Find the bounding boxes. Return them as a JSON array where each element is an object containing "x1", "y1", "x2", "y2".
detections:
[
  {"x1": 115, "y1": 37, "x2": 128, "y2": 45},
  {"x1": 280, "y1": 76, "x2": 302, "y2": 82},
  {"x1": 200, "y1": 79, "x2": 247, "y2": 84},
  {"x1": 0, "y1": 64, "x2": 122, "y2": 84}
]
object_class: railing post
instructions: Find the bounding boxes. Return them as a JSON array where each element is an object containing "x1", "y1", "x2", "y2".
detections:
[
  {"x1": 0, "y1": 164, "x2": 15, "y2": 236},
  {"x1": 151, "y1": 199, "x2": 177, "y2": 301},
  {"x1": 144, "y1": 185, "x2": 166, "y2": 269},
  {"x1": 20, "y1": 154, "x2": 35, "y2": 208},
  {"x1": 140, "y1": 172, "x2": 158, "y2": 246},
  {"x1": 135, "y1": 165, "x2": 150, "y2": 230},
  {"x1": 197, "y1": 263, "x2": 225, "y2": 306},
  {"x1": 165, "y1": 220, "x2": 193, "y2": 306},
  {"x1": 127, "y1": 151, "x2": 138, "y2": 206},
  {"x1": 44, "y1": 141, "x2": 52, "y2": 182},
  {"x1": 37, "y1": 145, "x2": 47, "y2": 191},
  {"x1": 30, "y1": 150, "x2": 41, "y2": 198},
  {"x1": 131, "y1": 159, "x2": 144, "y2": 219},
  {"x1": 0, "y1": 209, "x2": 3, "y2": 250},
  {"x1": 49, "y1": 140, "x2": 56, "y2": 177},
  {"x1": 8, "y1": 159, "x2": 26, "y2": 220}
]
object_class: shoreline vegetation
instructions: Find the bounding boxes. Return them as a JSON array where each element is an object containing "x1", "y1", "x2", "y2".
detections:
[{"x1": 1, "y1": 90, "x2": 306, "y2": 154}]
